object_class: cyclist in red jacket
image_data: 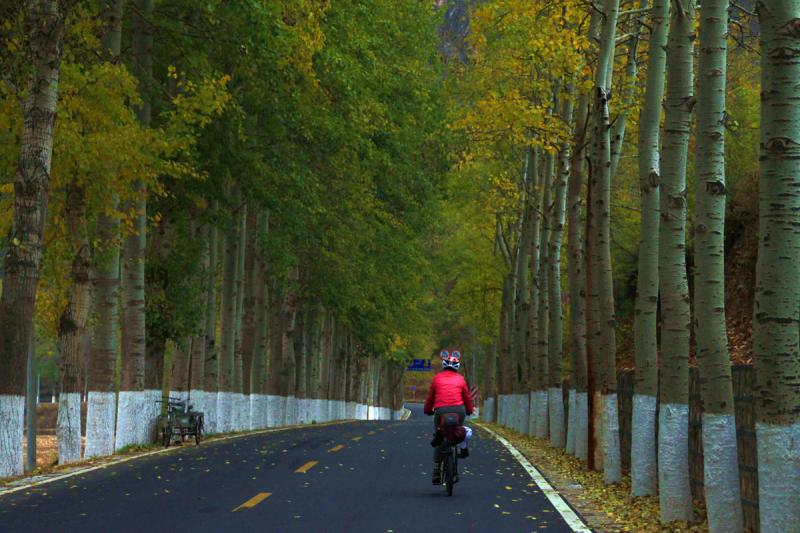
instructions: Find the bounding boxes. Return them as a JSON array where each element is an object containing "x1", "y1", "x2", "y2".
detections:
[{"x1": 424, "y1": 350, "x2": 474, "y2": 485}]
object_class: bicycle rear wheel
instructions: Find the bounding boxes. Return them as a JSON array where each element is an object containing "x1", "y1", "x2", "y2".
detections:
[{"x1": 444, "y1": 451, "x2": 454, "y2": 496}]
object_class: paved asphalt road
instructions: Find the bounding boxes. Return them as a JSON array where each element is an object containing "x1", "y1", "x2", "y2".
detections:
[{"x1": 0, "y1": 404, "x2": 578, "y2": 532}]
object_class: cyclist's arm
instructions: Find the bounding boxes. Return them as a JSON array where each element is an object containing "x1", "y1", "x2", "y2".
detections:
[
  {"x1": 423, "y1": 379, "x2": 436, "y2": 415},
  {"x1": 461, "y1": 382, "x2": 474, "y2": 415}
]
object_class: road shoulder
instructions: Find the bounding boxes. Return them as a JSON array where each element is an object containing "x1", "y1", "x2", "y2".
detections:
[{"x1": 476, "y1": 422, "x2": 709, "y2": 532}]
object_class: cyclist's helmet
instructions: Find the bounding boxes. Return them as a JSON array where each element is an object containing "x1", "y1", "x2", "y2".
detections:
[{"x1": 442, "y1": 350, "x2": 461, "y2": 370}]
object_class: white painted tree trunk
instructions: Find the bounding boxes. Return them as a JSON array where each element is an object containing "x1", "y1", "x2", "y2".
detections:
[
  {"x1": 84, "y1": 391, "x2": 116, "y2": 458},
  {"x1": 57, "y1": 392, "x2": 82, "y2": 464},
  {"x1": 217, "y1": 391, "x2": 232, "y2": 433},
  {"x1": 702, "y1": 413, "x2": 743, "y2": 532},
  {"x1": 602, "y1": 394, "x2": 621, "y2": 483},
  {"x1": 658, "y1": 403, "x2": 693, "y2": 522},
  {"x1": 574, "y1": 392, "x2": 588, "y2": 461},
  {"x1": 757, "y1": 422, "x2": 800, "y2": 532},
  {"x1": 115, "y1": 391, "x2": 145, "y2": 451},
  {"x1": 631, "y1": 394, "x2": 657, "y2": 496},
  {"x1": 527, "y1": 392, "x2": 536, "y2": 435},
  {"x1": 534, "y1": 390, "x2": 548, "y2": 438},
  {"x1": 0, "y1": 396, "x2": 25, "y2": 476},
  {"x1": 566, "y1": 389, "x2": 576, "y2": 454},
  {"x1": 549, "y1": 387, "x2": 565, "y2": 448}
]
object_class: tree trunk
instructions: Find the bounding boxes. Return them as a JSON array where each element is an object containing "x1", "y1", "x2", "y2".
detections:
[
  {"x1": 753, "y1": 2, "x2": 800, "y2": 530},
  {"x1": 169, "y1": 340, "x2": 190, "y2": 400},
  {"x1": 203, "y1": 212, "x2": 219, "y2": 433},
  {"x1": 658, "y1": 0, "x2": 695, "y2": 521},
  {"x1": 548, "y1": 92, "x2": 574, "y2": 449},
  {"x1": 0, "y1": 0, "x2": 66, "y2": 478},
  {"x1": 57, "y1": 182, "x2": 92, "y2": 464},
  {"x1": 534, "y1": 152, "x2": 553, "y2": 439},
  {"x1": 631, "y1": 0, "x2": 668, "y2": 498},
  {"x1": 566, "y1": 90, "x2": 590, "y2": 461},
  {"x1": 218, "y1": 191, "x2": 242, "y2": 434},
  {"x1": 85, "y1": 0, "x2": 124, "y2": 460},
  {"x1": 267, "y1": 279, "x2": 286, "y2": 427},
  {"x1": 249, "y1": 213, "x2": 269, "y2": 430},
  {"x1": 241, "y1": 208, "x2": 258, "y2": 400},
  {"x1": 117, "y1": 0, "x2": 152, "y2": 450},
  {"x1": 525, "y1": 147, "x2": 542, "y2": 435},
  {"x1": 512, "y1": 147, "x2": 534, "y2": 404},
  {"x1": 585, "y1": 168, "x2": 600, "y2": 471},
  {"x1": 592, "y1": 0, "x2": 621, "y2": 484},
  {"x1": 232, "y1": 202, "x2": 247, "y2": 431},
  {"x1": 693, "y1": 0, "x2": 743, "y2": 529},
  {"x1": 188, "y1": 223, "x2": 208, "y2": 419},
  {"x1": 497, "y1": 272, "x2": 515, "y2": 398}
]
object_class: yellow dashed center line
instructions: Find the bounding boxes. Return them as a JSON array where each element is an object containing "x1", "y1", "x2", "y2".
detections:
[
  {"x1": 367, "y1": 431, "x2": 376, "y2": 435},
  {"x1": 328, "y1": 445, "x2": 345, "y2": 453},
  {"x1": 351, "y1": 436, "x2": 363, "y2": 442},
  {"x1": 232, "y1": 492, "x2": 272, "y2": 512},
  {"x1": 295, "y1": 461, "x2": 319, "y2": 473}
]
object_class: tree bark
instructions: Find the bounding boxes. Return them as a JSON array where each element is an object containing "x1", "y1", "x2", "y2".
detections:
[
  {"x1": 116, "y1": 0, "x2": 152, "y2": 450},
  {"x1": 56, "y1": 182, "x2": 92, "y2": 464},
  {"x1": 548, "y1": 92, "x2": 575, "y2": 449},
  {"x1": 658, "y1": 0, "x2": 696, "y2": 521},
  {"x1": 85, "y1": 0, "x2": 124, "y2": 460},
  {"x1": 631, "y1": 0, "x2": 668, "y2": 498},
  {"x1": 591, "y1": 0, "x2": 622, "y2": 484},
  {"x1": 566, "y1": 91, "x2": 589, "y2": 462},
  {"x1": 0, "y1": 0, "x2": 67, "y2": 478},
  {"x1": 753, "y1": 2, "x2": 800, "y2": 530},
  {"x1": 534, "y1": 152, "x2": 553, "y2": 439},
  {"x1": 202, "y1": 210, "x2": 219, "y2": 433},
  {"x1": 693, "y1": 0, "x2": 743, "y2": 529},
  {"x1": 218, "y1": 189, "x2": 242, "y2": 433}
]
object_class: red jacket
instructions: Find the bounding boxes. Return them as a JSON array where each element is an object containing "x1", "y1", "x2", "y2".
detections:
[{"x1": 424, "y1": 369, "x2": 474, "y2": 415}]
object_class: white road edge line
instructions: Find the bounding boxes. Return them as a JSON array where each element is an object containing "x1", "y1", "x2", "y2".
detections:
[
  {"x1": 0, "y1": 419, "x2": 351, "y2": 498},
  {"x1": 480, "y1": 424, "x2": 592, "y2": 533}
]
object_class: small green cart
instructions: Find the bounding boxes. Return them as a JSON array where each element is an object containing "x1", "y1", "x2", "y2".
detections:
[{"x1": 156, "y1": 397, "x2": 204, "y2": 447}]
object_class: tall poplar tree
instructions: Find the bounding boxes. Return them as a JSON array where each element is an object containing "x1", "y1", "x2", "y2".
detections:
[
  {"x1": 85, "y1": 0, "x2": 124, "y2": 459},
  {"x1": 657, "y1": 0, "x2": 695, "y2": 522},
  {"x1": 693, "y1": 0, "x2": 743, "y2": 529},
  {"x1": 591, "y1": 0, "x2": 621, "y2": 484},
  {"x1": 116, "y1": 0, "x2": 152, "y2": 450},
  {"x1": 0, "y1": 0, "x2": 69, "y2": 477},
  {"x1": 548, "y1": 93, "x2": 574, "y2": 449},
  {"x1": 631, "y1": 0, "x2": 668, "y2": 497},
  {"x1": 753, "y1": 1, "x2": 800, "y2": 530},
  {"x1": 566, "y1": 92, "x2": 589, "y2": 461}
]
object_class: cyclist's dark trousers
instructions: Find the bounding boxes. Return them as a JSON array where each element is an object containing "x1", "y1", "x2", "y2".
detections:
[{"x1": 433, "y1": 405, "x2": 466, "y2": 462}]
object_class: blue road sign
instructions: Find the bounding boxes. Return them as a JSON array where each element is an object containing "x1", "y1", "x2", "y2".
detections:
[{"x1": 406, "y1": 359, "x2": 432, "y2": 371}]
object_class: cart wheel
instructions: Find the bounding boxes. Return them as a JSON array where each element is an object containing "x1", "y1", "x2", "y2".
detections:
[{"x1": 195, "y1": 419, "x2": 204, "y2": 445}]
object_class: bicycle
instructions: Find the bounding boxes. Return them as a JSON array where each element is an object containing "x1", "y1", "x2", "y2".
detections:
[{"x1": 439, "y1": 439, "x2": 459, "y2": 496}]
